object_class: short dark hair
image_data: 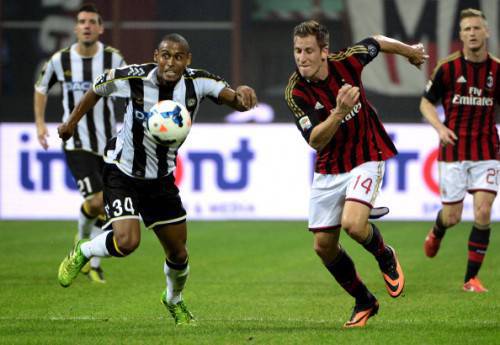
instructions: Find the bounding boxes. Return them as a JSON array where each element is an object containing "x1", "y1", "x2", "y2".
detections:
[
  {"x1": 460, "y1": 8, "x2": 487, "y2": 22},
  {"x1": 77, "y1": 3, "x2": 102, "y2": 25},
  {"x1": 293, "y1": 20, "x2": 329, "y2": 49},
  {"x1": 158, "y1": 33, "x2": 191, "y2": 53}
]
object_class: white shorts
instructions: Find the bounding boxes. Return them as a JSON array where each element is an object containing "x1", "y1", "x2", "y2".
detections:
[
  {"x1": 438, "y1": 160, "x2": 499, "y2": 204},
  {"x1": 309, "y1": 161, "x2": 385, "y2": 231}
]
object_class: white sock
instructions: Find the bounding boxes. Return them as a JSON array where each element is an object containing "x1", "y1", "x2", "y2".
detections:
[
  {"x1": 78, "y1": 207, "x2": 96, "y2": 240},
  {"x1": 164, "y1": 261, "x2": 189, "y2": 305},
  {"x1": 89, "y1": 226, "x2": 103, "y2": 268},
  {"x1": 81, "y1": 230, "x2": 111, "y2": 258}
]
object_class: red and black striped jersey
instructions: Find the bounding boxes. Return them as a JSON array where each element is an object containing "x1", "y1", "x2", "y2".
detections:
[
  {"x1": 285, "y1": 38, "x2": 397, "y2": 174},
  {"x1": 424, "y1": 51, "x2": 500, "y2": 162}
]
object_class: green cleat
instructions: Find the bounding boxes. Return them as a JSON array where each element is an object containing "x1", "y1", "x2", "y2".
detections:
[
  {"x1": 74, "y1": 233, "x2": 91, "y2": 274},
  {"x1": 58, "y1": 240, "x2": 89, "y2": 287},
  {"x1": 161, "y1": 290, "x2": 195, "y2": 326}
]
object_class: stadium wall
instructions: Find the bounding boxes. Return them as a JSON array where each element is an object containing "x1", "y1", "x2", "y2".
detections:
[{"x1": 0, "y1": 123, "x2": 498, "y2": 221}]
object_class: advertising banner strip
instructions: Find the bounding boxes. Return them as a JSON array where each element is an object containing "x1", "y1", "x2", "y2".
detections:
[{"x1": 0, "y1": 123, "x2": 498, "y2": 220}]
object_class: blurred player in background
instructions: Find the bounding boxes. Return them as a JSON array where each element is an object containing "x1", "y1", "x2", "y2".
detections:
[
  {"x1": 285, "y1": 20, "x2": 428, "y2": 328},
  {"x1": 56, "y1": 33, "x2": 257, "y2": 326},
  {"x1": 34, "y1": 3, "x2": 125, "y2": 283},
  {"x1": 421, "y1": 8, "x2": 499, "y2": 293}
]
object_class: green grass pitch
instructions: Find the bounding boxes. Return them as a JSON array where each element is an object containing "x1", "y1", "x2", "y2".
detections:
[{"x1": 0, "y1": 220, "x2": 498, "y2": 344}]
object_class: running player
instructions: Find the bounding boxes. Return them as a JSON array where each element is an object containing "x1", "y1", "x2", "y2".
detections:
[
  {"x1": 285, "y1": 20, "x2": 428, "y2": 328},
  {"x1": 56, "y1": 33, "x2": 257, "y2": 326},
  {"x1": 422, "y1": 8, "x2": 499, "y2": 293},
  {"x1": 34, "y1": 3, "x2": 125, "y2": 283}
]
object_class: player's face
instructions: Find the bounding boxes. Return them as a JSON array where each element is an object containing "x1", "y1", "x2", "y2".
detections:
[
  {"x1": 74, "y1": 11, "x2": 103, "y2": 46},
  {"x1": 154, "y1": 41, "x2": 192, "y2": 84},
  {"x1": 294, "y1": 35, "x2": 328, "y2": 81},
  {"x1": 459, "y1": 16, "x2": 489, "y2": 53}
]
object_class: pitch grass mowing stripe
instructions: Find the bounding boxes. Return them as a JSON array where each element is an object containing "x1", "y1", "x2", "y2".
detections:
[
  {"x1": 0, "y1": 316, "x2": 498, "y2": 327},
  {"x1": 0, "y1": 220, "x2": 498, "y2": 345}
]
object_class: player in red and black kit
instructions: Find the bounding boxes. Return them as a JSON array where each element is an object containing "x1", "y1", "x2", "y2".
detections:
[
  {"x1": 422, "y1": 8, "x2": 499, "y2": 293},
  {"x1": 285, "y1": 20, "x2": 428, "y2": 328}
]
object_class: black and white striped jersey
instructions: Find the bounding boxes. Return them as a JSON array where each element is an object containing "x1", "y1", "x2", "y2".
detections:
[
  {"x1": 35, "y1": 42, "x2": 125, "y2": 155},
  {"x1": 93, "y1": 63, "x2": 228, "y2": 179}
]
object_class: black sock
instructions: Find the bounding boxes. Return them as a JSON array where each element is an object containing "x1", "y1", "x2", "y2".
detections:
[
  {"x1": 432, "y1": 210, "x2": 448, "y2": 239},
  {"x1": 94, "y1": 217, "x2": 104, "y2": 229},
  {"x1": 325, "y1": 249, "x2": 374, "y2": 306},
  {"x1": 165, "y1": 257, "x2": 188, "y2": 270},
  {"x1": 362, "y1": 223, "x2": 390, "y2": 261},
  {"x1": 465, "y1": 225, "x2": 490, "y2": 282}
]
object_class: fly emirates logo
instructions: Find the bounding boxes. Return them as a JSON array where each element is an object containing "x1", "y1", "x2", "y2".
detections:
[{"x1": 452, "y1": 87, "x2": 493, "y2": 106}]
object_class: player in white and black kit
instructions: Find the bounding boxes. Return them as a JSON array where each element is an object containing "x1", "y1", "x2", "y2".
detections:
[
  {"x1": 34, "y1": 3, "x2": 125, "y2": 283},
  {"x1": 56, "y1": 33, "x2": 257, "y2": 325}
]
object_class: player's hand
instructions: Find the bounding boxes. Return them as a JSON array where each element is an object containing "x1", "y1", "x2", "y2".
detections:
[
  {"x1": 36, "y1": 123, "x2": 49, "y2": 150},
  {"x1": 408, "y1": 43, "x2": 429, "y2": 69},
  {"x1": 235, "y1": 85, "x2": 258, "y2": 110},
  {"x1": 332, "y1": 84, "x2": 360, "y2": 120},
  {"x1": 437, "y1": 126, "x2": 457, "y2": 146},
  {"x1": 58, "y1": 122, "x2": 75, "y2": 142}
]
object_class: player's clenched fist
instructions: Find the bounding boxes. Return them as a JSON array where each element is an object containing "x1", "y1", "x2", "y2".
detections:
[
  {"x1": 235, "y1": 85, "x2": 258, "y2": 110},
  {"x1": 408, "y1": 43, "x2": 429, "y2": 68},
  {"x1": 331, "y1": 84, "x2": 360, "y2": 121},
  {"x1": 57, "y1": 122, "x2": 75, "y2": 141}
]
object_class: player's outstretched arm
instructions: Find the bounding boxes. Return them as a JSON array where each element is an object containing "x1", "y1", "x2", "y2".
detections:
[
  {"x1": 372, "y1": 35, "x2": 429, "y2": 69},
  {"x1": 219, "y1": 85, "x2": 258, "y2": 111},
  {"x1": 34, "y1": 90, "x2": 50, "y2": 150},
  {"x1": 58, "y1": 89, "x2": 102, "y2": 141},
  {"x1": 420, "y1": 97, "x2": 457, "y2": 146}
]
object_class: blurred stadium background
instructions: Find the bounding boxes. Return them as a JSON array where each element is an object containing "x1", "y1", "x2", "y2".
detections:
[{"x1": 0, "y1": 0, "x2": 499, "y2": 220}]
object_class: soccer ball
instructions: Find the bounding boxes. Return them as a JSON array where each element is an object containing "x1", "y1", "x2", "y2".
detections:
[{"x1": 146, "y1": 100, "x2": 191, "y2": 147}]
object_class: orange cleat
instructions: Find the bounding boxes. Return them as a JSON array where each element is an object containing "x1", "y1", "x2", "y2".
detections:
[
  {"x1": 343, "y1": 300, "x2": 379, "y2": 328},
  {"x1": 379, "y1": 246, "x2": 405, "y2": 298},
  {"x1": 463, "y1": 277, "x2": 488, "y2": 293},
  {"x1": 424, "y1": 228, "x2": 442, "y2": 258}
]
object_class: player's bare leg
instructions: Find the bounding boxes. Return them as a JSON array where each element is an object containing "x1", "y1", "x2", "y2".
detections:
[
  {"x1": 313, "y1": 230, "x2": 378, "y2": 327},
  {"x1": 463, "y1": 192, "x2": 494, "y2": 292},
  {"x1": 342, "y1": 201, "x2": 405, "y2": 298},
  {"x1": 154, "y1": 223, "x2": 195, "y2": 326},
  {"x1": 424, "y1": 203, "x2": 463, "y2": 258}
]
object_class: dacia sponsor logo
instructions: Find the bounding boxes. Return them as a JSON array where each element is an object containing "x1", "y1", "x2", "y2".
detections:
[{"x1": 65, "y1": 81, "x2": 93, "y2": 92}]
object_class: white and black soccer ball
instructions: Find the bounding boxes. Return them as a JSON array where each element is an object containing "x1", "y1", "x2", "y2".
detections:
[{"x1": 146, "y1": 100, "x2": 191, "y2": 147}]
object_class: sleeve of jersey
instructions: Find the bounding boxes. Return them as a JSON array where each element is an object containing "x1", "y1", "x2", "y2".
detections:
[
  {"x1": 93, "y1": 68, "x2": 130, "y2": 98},
  {"x1": 286, "y1": 92, "x2": 320, "y2": 142},
  {"x1": 34, "y1": 58, "x2": 57, "y2": 95},
  {"x1": 423, "y1": 66, "x2": 444, "y2": 104},
  {"x1": 198, "y1": 75, "x2": 229, "y2": 102},
  {"x1": 351, "y1": 37, "x2": 381, "y2": 66}
]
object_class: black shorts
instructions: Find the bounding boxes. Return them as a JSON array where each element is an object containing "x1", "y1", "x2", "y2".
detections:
[
  {"x1": 65, "y1": 150, "x2": 105, "y2": 199},
  {"x1": 102, "y1": 163, "x2": 186, "y2": 229}
]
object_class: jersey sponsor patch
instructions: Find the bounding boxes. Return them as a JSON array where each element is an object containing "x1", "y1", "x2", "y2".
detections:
[{"x1": 299, "y1": 116, "x2": 312, "y2": 131}]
